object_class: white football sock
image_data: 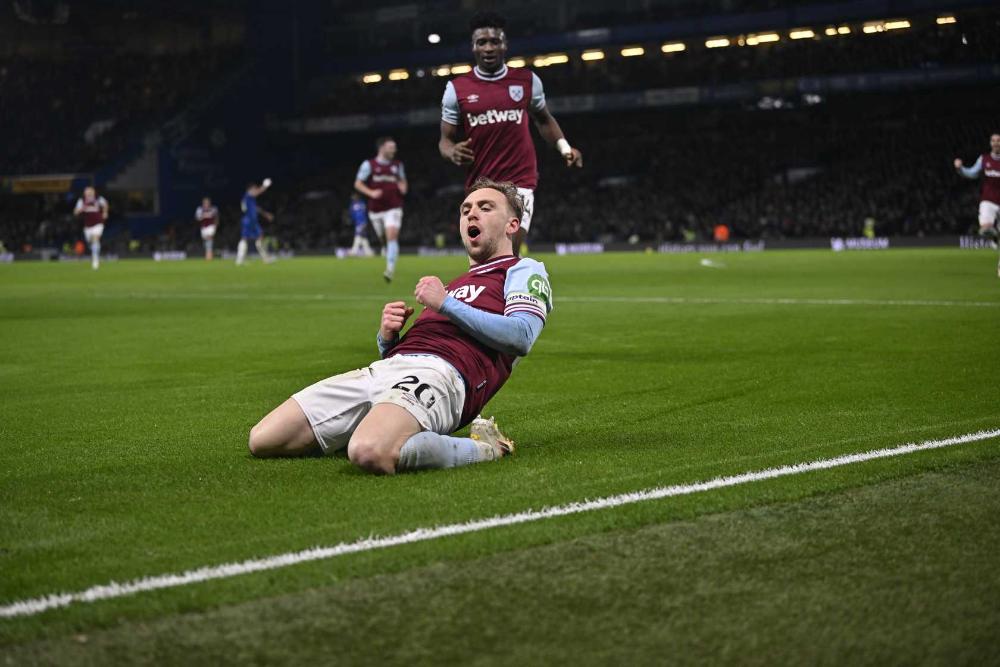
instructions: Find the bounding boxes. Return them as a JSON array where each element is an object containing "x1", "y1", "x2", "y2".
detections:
[{"x1": 396, "y1": 432, "x2": 487, "y2": 471}]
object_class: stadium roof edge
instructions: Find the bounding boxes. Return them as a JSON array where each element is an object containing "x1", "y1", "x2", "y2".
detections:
[{"x1": 315, "y1": 0, "x2": 994, "y2": 76}]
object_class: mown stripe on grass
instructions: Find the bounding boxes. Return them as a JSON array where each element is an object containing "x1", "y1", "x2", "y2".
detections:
[
  {"x1": 91, "y1": 292, "x2": 1000, "y2": 308},
  {"x1": 3, "y1": 428, "x2": 998, "y2": 620}
]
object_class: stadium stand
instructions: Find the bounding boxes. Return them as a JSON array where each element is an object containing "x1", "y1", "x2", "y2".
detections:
[{"x1": 1, "y1": 2, "x2": 996, "y2": 255}]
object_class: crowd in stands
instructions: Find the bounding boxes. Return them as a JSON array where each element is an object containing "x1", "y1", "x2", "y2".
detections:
[
  {"x1": 0, "y1": 48, "x2": 241, "y2": 175},
  {"x1": 308, "y1": 9, "x2": 998, "y2": 118},
  {"x1": 195, "y1": 85, "x2": 990, "y2": 253},
  {"x1": 3, "y1": 85, "x2": 991, "y2": 255}
]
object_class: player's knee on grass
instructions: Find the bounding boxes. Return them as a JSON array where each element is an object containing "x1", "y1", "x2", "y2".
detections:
[{"x1": 346, "y1": 434, "x2": 397, "y2": 474}]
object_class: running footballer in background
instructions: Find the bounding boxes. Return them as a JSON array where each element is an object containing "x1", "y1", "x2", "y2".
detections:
[
  {"x1": 195, "y1": 196, "x2": 219, "y2": 261},
  {"x1": 74, "y1": 186, "x2": 109, "y2": 270},
  {"x1": 438, "y1": 11, "x2": 583, "y2": 256},
  {"x1": 236, "y1": 179, "x2": 275, "y2": 266},
  {"x1": 355, "y1": 137, "x2": 407, "y2": 281},
  {"x1": 955, "y1": 132, "x2": 1000, "y2": 275}
]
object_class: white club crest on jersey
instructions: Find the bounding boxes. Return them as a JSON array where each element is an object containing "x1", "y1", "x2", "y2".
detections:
[{"x1": 508, "y1": 84, "x2": 523, "y2": 102}]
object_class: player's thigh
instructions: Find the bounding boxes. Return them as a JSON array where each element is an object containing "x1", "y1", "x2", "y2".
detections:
[
  {"x1": 516, "y1": 188, "x2": 534, "y2": 231},
  {"x1": 979, "y1": 201, "x2": 999, "y2": 226},
  {"x1": 249, "y1": 398, "x2": 317, "y2": 457},
  {"x1": 291, "y1": 367, "x2": 374, "y2": 454},
  {"x1": 84, "y1": 224, "x2": 104, "y2": 243},
  {"x1": 383, "y1": 208, "x2": 403, "y2": 230},
  {"x1": 370, "y1": 356, "x2": 465, "y2": 436}
]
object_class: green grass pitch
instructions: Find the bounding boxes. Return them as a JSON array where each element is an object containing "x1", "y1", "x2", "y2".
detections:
[{"x1": 1, "y1": 249, "x2": 999, "y2": 664}]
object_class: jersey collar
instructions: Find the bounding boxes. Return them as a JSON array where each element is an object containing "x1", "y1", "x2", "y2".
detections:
[
  {"x1": 470, "y1": 254, "x2": 516, "y2": 272},
  {"x1": 474, "y1": 63, "x2": 508, "y2": 81}
]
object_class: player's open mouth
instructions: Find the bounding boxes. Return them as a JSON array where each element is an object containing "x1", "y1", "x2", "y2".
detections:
[{"x1": 467, "y1": 225, "x2": 481, "y2": 239}]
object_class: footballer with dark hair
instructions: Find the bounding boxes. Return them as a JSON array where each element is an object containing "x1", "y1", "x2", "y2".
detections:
[{"x1": 438, "y1": 11, "x2": 583, "y2": 256}]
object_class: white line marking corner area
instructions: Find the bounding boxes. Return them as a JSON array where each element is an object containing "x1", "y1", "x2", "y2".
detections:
[{"x1": 2, "y1": 428, "x2": 998, "y2": 620}]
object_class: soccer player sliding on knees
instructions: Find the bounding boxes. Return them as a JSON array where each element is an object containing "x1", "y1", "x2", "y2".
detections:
[{"x1": 247, "y1": 178, "x2": 553, "y2": 474}]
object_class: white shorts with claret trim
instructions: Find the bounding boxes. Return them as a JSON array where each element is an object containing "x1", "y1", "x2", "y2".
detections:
[
  {"x1": 517, "y1": 188, "x2": 535, "y2": 232},
  {"x1": 369, "y1": 207, "x2": 403, "y2": 231},
  {"x1": 291, "y1": 354, "x2": 465, "y2": 455},
  {"x1": 979, "y1": 200, "x2": 999, "y2": 227},
  {"x1": 84, "y1": 224, "x2": 104, "y2": 243},
  {"x1": 201, "y1": 224, "x2": 217, "y2": 240}
]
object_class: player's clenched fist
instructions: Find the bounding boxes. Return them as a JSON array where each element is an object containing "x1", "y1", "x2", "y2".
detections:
[
  {"x1": 380, "y1": 301, "x2": 414, "y2": 340},
  {"x1": 414, "y1": 276, "x2": 447, "y2": 312}
]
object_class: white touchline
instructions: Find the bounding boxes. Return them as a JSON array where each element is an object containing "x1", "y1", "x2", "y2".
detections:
[
  {"x1": 2, "y1": 428, "x2": 998, "y2": 620},
  {"x1": 92, "y1": 292, "x2": 1000, "y2": 308}
]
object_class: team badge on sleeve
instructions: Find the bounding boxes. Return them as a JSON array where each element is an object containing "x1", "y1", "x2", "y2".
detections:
[{"x1": 508, "y1": 84, "x2": 524, "y2": 102}]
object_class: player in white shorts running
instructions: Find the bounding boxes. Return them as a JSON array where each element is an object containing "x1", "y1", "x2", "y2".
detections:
[
  {"x1": 74, "y1": 186, "x2": 109, "y2": 270},
  {"x1": 195, "y1": 197, "x2": 220, "y2": 260}
]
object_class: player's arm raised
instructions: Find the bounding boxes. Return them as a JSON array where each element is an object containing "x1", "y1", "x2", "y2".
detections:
[
  {"x1": 955, "y1": 155, "x2": 982, "y2": 179},
  {"x1": 530, "y1": 106, "x2": 582, "y2": 168}
]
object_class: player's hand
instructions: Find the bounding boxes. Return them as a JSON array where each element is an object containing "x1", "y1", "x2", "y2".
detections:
[
  {"x1": 564, "y1": 147, "x2": 583, "y2": 168},
  {"x1": 414, "y1": 276, "x2": 447, "y2": 312},
  {"x1": 953, "y1": 158, "x2": 963, "y2": 169},
  {"x1": 380, "y1": 301, "x2": 414, "y2": 340},
  {"x1": 370, "y1": 189, "x2": 383, "y2": 199},
  {"x1": 451, "y1": 140, "x2": 474, "y2": 166},
  {"x1": 261, "y1": 211, "x2": 274, "y2": 222}
]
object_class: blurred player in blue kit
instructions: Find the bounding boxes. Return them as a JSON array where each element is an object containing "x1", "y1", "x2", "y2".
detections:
[
  {"x1": 236, "y1": 178, "x2": 275, "y2": 265},
  {"x1": 348, "y1": 193, "x2": 374, "y2": 257}
]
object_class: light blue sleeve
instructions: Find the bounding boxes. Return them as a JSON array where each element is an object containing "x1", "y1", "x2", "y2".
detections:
[
  {"x1": 355, "y1": 161, "x2": 372, "y2": 182},
  {"x1": 503, "y1": 257, "x2": 552, "y2": 321},
  {"x1": 441, "y1": 81, "x2": 460, "y2": 125},
  {"x1": 439, "y1": 297, "x2": 543, "y2": 357},
  {"x1": 958, "y1": 155, "x2": 983, "y2": 179},
  {"x1": 397, "y1": 162, "x2": 407, "y2": 181},
  {"x1": 530, "y1": 72, "x2": 546, "y2": 112},
  {"x1": 377, "y1": 332, "x2": 396, "y2": 358}
]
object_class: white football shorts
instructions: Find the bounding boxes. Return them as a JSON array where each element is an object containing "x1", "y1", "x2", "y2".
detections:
[
  {"x1": 84, "y1": 224, "x2": 104, "y2": 243},
  {"x1": 517, "y1": 188, "x2": 534, "y2": 232},
  {"x1": 200, "y1": 224, "x2": 217, "y2": 240},
  {"x1": 291, "y1": 354, "x2": 465, "y2": 455},
  {"x1": 979, "y1": 200, "x2": 999, "y2": 227},
  {"x1": 369, "y1": 207, "x2": 403, "y2": 231}
]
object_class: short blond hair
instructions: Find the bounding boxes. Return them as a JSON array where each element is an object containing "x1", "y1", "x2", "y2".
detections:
[{"x1": 467, "y1": 177, "x2": 524, "y2": 221}]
